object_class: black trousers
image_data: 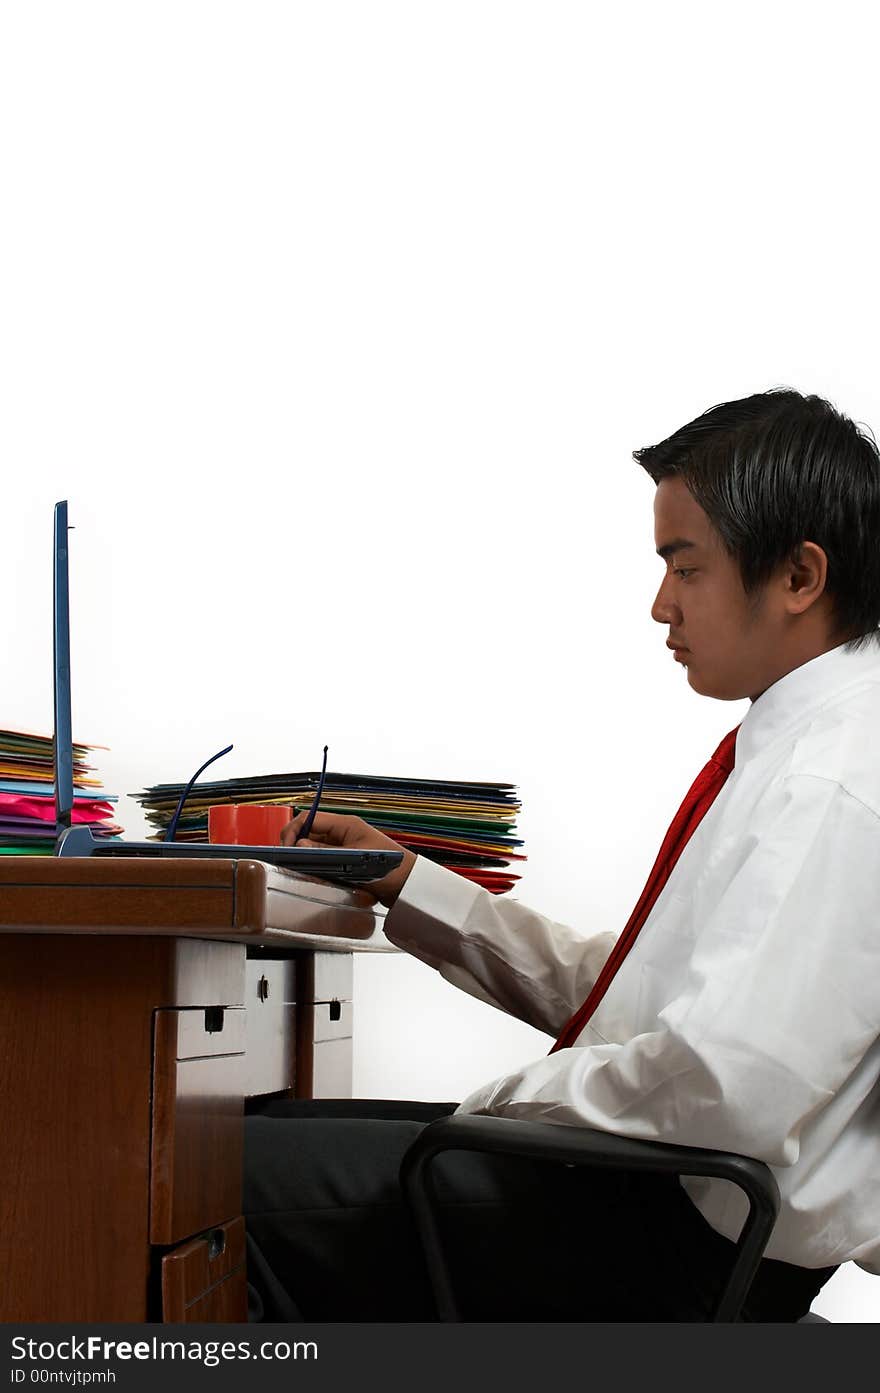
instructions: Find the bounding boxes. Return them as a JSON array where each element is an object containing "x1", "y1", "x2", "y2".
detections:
[{"x1": 243, "y1": 1099, "x2": 836, "y2": 1323}]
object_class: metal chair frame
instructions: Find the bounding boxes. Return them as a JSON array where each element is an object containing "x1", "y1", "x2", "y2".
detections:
[{"x1": 400, "y1": 1113, "x2": 781, "y2": 1322}]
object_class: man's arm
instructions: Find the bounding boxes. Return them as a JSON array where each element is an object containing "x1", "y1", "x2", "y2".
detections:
[
  {"x1": 281, "y1": 808, "x2": 615, "y2": 1035},
  {"x1": 385, "y1": 853, "x2": 616, "y2": 1034}
]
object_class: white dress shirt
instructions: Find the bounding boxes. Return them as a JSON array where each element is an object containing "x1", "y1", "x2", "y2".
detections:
[{"x1": 384, "y1": 640, "x2": 880, "y2": 1272}]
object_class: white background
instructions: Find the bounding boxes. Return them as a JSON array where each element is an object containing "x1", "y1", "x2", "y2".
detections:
[{"x1": 1, "y1": 1, "x2": 878, "y2": 1322}]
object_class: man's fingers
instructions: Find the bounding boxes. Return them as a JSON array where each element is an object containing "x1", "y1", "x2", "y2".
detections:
[
  {"x1": 280, "y1": 809, "x2": 316, "y2": 845},
  {"x1": 279, "y1": 809, "x2": 399, "y2": 855},
  {"x1": 280, "y1": 810, "x2": 360, "y2": 847}
]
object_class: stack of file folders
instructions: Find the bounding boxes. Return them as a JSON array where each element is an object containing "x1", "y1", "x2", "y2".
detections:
[
  {"x1": 133, "y1": 769, "x2": 524, "y2": 894},
  {"x1": 0, "y1": 728, "x2": 122, "y2": 854}
]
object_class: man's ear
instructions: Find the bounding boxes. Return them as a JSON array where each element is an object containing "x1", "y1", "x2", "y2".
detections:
[{"x1": 784, "y1": 541, "x2": 829, "y2": 615}]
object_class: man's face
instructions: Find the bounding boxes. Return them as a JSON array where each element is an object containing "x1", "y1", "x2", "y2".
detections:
[{"x1": 652, "y1": 477, "x2": 783, "y2": 701}]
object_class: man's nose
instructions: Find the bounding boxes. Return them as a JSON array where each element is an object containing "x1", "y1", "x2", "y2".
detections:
[{"x1": 651, "y1": 574, "x2": 682, "y2": 627}]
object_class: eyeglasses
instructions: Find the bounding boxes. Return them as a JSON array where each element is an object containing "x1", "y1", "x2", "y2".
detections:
[{"x1": 164, "y1": 743, "x2": 329, "y2": 845}]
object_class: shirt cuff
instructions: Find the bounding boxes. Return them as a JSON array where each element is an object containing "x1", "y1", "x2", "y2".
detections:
[{"x1": 383, "y1": 854, "x2": 484, "y2": 951}]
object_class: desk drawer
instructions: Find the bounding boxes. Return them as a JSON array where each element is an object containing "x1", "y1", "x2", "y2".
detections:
[
  {"x1": 292, "y1": 951, "x2": 354, "y2": 1099},
  {"x1": 177, "y1": 1006, "x2": 247, "y2": 1059},
  {"x1": 314, "y1": 952, "x2": 353, "y2": 1001},
  {"x1": 246, "y1": 959, "x2": 297, "y2": 1097},
  {"x1": 314, "y1": 1000, "x2": 353, "y2": 1042},
  {"x1": 313, "y1": 1036, "x2": 353, "y2": 1096},
  {"x1": 150, "y1": 1009, "x2": 244, "y2": 1245},
  {"x1": 162, "y1": 1216, "x2": 247, "y2": 1322},
  {"x1": 313, "y1": 1002, "x2": 353, "y2": 1096}
]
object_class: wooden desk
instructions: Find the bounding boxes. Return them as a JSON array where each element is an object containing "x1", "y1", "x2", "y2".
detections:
[{"x1": 0, "y1": 855, "x2": 388, "y2": 1322}]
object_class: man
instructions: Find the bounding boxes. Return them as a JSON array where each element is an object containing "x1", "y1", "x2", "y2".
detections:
[{"x1": 245, "y1": 388, "x2": 880, "y2": 1322}]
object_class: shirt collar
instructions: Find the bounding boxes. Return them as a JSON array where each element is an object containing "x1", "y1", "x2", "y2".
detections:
[{"x1": 735, "y1": 638, "x2": 880, "y2": 767}]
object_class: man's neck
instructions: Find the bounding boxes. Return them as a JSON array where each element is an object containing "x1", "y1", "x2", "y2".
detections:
[{"x1": 748, "y1": 630, "x2": 851, "y2": 703}]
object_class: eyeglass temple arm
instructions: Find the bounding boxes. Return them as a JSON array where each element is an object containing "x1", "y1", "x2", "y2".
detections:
[
  {"x1": 295, "y1": 744, "x2": 329, "y2": 844},
  {"x1": 164, "y1": 744, "x2": 234, "y2": 843}
]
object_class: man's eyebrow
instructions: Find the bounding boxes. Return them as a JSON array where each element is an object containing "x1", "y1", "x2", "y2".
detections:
[{"x1": 656, "y1": 538, "x2": 697, "y2": 560}]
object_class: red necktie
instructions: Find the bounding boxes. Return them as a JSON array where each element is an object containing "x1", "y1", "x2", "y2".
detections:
[{"x1": 549, "y1": 725, "x2": 740, "y2": 1054}]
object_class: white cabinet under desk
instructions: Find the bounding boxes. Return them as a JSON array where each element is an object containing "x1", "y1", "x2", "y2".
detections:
[{"x1": 244, "y1": 948, "x2": 356, "y2": 1100}]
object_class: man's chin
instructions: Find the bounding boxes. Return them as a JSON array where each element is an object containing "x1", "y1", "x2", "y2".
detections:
[
  {"x1": 685, "y1": 666, "x2": 745, "y2": 702},
  {"x1": 684, "y1": 662, "x2": 714, "y2": 698}
]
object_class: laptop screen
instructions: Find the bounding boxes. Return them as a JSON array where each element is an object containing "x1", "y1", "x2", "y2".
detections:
[
  {"x1": 49, "y1": 499, "x2": 402, "y2": 883},
  {"x1": 53, "y1": 500, "x2": 74, "y2": 831}
]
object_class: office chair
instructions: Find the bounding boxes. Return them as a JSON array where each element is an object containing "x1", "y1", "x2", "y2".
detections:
[{"x1": 400, "y1": 1113, "x2": 782, "y2": 1322}]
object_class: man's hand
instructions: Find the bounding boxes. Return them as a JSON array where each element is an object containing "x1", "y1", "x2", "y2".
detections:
[{"x1": 280, "y1": 809, "x2": 417, "y2": 908}]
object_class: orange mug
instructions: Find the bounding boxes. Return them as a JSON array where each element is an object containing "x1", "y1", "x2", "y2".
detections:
[{"x1": 208, "y1": 803, "x2": 292, "y2": 845}]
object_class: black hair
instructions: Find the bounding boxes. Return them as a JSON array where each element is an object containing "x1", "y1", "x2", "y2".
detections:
[{"x1": 633, "y1": 388, "x2": 880, "y2": 651}]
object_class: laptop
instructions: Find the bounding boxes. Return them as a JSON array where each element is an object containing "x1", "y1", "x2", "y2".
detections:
[{"x1": 51, "y1": 501, "x2": 403, "y2": 884}]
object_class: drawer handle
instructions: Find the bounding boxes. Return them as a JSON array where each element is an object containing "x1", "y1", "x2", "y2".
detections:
[
  {"x1": 207, "y1": 1228, "x2": 227, "y2": 1261},
  {"x1": 329, "y1": 1000, "x2": 341, "y2": 1022},
  {"x1": 204, "y1": 1006, "x2": 225, "y2": 1033}
]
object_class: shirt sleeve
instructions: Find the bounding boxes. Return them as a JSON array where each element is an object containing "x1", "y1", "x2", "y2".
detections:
[
  {"x1": 454, "y1": 776, "x2": 880, "y2": 1169},
  {"x1": 382, "y1": 854, "x2": 616, "y2": 1036}
]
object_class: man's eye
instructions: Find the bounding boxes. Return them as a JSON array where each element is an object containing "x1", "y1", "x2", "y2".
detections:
[{"x1": 673, "y1": 568, "x2": 695, "y2": 579}]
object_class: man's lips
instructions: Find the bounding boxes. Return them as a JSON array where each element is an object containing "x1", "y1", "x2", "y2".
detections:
[{"x1": 666, "y1": 640, "x2": 689, "y2": 652}]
